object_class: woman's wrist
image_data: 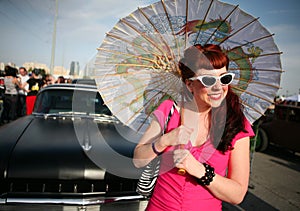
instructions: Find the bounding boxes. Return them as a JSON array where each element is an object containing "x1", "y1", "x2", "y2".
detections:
[
  {"x1": 151, "y1": 142, "x2": 162, "y2": 155},
  {"x1": 195, "y1": 163, "x2": 215, "y2": 186},
  {"x1": 152, "y1": 137, "x2": 165, "y2": 156}
]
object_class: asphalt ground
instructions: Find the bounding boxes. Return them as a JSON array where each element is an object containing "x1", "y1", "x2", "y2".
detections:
[
  {"x1": 224, "y1": 145, "x2": 300, "y2": 211},
  {"x1": 1, "y1": 145, "x2": 299, "y2": 211}
]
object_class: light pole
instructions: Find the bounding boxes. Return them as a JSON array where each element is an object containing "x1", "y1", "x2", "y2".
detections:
[{"x1": 50, "y1": 0, "x2": 58, "y2": 74}]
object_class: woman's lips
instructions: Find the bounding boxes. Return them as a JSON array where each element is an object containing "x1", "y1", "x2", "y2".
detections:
[{"x1": 208, "y1": 93, "x2": 222, "y2": 100}]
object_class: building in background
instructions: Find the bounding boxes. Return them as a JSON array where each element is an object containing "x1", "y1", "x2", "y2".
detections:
[
  {"x1": 23, "y1": 62, "x2": 50, "y2": 74},
  {"x1": 82, "y1": 54, "x2": 96, "y2": 78},
  {"x1": 69, "y1": 61, "x2": 80, "y2": 76}
]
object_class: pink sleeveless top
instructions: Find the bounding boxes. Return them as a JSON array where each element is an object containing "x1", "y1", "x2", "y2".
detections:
[{"x1": 146, "y1": 100, "x2": 254, "y2": 211}]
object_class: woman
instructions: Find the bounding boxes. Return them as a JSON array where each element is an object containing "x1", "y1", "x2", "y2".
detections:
[
  {"x1": 3, "y1": 66, "x2": 20, "y2": 122},
  {"x1": 133, "y1": 44, "x2": 254, "y2": 210}
]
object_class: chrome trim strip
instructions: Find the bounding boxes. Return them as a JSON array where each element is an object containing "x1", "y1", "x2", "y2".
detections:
[{"x1": 6, "y1": 195, "x2": 144, "y2": 205}]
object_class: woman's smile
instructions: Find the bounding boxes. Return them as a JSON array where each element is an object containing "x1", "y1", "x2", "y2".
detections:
[{"x1": 208, "y1": 92, "x2": 222, "y2": 100}]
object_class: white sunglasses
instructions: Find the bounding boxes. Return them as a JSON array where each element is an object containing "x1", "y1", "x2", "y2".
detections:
[{"x1": 189, "y1": 73, "x2": 235, "y2": 88}]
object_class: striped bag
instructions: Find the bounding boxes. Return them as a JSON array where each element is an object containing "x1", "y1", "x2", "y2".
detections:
[{"x1": 136, "y1": 103, "x2": 175, "y2": 197}]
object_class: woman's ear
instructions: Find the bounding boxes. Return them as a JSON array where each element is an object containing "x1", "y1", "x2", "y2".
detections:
[{"x1": 185, "y1": 79, "x2": 193, "y2": 94}]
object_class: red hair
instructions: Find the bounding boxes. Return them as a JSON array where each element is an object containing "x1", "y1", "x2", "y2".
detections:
[
  {"x1": 211, "y1": 88, "x2": 247, "y2": 153},
  {"x1": 179, "y1": 44, "x2": 229, "y2": 82}
]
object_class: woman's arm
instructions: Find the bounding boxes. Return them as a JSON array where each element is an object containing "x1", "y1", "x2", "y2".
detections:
[
  {"x1": 175, "y1": 137, "x2": 250, "y2": 204},
  {"x1": 204, "y1": 137, "x2": 250, "y2": 204},
  {"x1": 133, "y1": 119, "x2": 164, "y2": 168},
  {"x1": 133, "y1": 117, "x2": 193, "y2": 168}
]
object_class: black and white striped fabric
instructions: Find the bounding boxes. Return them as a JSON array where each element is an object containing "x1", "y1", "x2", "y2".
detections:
[{"x1": 136, "y1": 103, "x2": 175, "y2": 197}]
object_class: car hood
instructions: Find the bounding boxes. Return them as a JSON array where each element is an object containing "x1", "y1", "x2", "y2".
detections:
[{"x1": 3, "y1": 115, "x2": 141, "y2": 180}]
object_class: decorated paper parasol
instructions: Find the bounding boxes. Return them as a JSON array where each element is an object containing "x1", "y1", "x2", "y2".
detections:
[{"x1": 94, "y1": 0, "x2": 282, "y2": 133}]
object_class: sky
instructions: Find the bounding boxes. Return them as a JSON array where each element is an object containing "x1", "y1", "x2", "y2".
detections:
[{"x1": 0, "y1": 0, "x2": 299, "y2": 96}]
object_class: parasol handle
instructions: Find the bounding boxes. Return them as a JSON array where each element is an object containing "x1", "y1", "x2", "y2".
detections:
[
  {"x1": 178, "y1": 169, "x2": 186, "y2": 175},
  {"x1": 177, "y1": 144, "x2": 186, "y2": 175},
  {"x1": 177, "y1": 100, "x2": 186, "y2": 175},
  {"x1": 177, "y1": 168, "x2": 186, "y2": 175}
]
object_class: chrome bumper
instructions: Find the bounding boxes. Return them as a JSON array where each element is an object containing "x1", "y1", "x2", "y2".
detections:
[{"x1": 1, "y1": 193, "x2": 144, "y2": 206}]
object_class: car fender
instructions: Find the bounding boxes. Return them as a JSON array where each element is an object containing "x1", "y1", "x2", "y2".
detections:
[{"x1": 0, "y1": 116, "x2": 34, "y2": 179}]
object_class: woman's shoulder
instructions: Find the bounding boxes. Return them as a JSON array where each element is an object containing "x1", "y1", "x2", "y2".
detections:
[
  {"x1": 233, "y1": 118, "x2": 255, "y2": 143},
  {"x1": 152, "y1": 99, "x2": 175, "y2": 126}
]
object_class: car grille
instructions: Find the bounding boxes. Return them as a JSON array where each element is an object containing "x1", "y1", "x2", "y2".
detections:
[
  {"x1": 0, "y1": 178, "x2": 142, "y2": 205},
  {"x1": 1, "y1": 179, "x2": 138, "y2": 195}
]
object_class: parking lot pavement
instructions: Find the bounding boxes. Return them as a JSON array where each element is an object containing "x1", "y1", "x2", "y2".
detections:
[
  {"x1": 224, "y1": 145, "x2": 300, "y2": 211},
  {"x1": 1, "y1": 145, "x2": 299, "y2": 211}
]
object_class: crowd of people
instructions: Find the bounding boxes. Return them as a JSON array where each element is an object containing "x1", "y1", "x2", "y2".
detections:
[{"x1": 0, "y1": 65, "x2": 70, "y2": 125}]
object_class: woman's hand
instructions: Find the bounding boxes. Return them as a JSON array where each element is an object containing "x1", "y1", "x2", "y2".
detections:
[
  {"x1": 173, "y1": 149, "x2": 205, "y2": 177},
  {"x1": 161, "y1": 125, "x2": 193, "y2": 147}
]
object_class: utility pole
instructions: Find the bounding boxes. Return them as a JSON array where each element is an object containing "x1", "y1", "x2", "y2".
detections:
[{"x1": 50, "y1": 0, "x2": 58, "y2": 74}]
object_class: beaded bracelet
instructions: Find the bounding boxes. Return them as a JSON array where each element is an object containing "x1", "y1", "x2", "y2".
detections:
[
  {"x1": 152, "y1": 142, "x2": 163, "y2": 156},
  {"x1": 196, "y1": 163, "x2": 215, "y2": 186}
]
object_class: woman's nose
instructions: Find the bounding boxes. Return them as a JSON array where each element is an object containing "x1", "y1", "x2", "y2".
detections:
[{"x1": 211, "y1": 80, "x2": 222, "y2": 90}]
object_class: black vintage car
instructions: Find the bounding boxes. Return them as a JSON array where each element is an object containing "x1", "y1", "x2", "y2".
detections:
[
  {"x1": 0, "y1": 83, "x2": 144, "y2": 207},
  {"x1": 252, "y1": 101, "x2": 300, "y2": 153}
]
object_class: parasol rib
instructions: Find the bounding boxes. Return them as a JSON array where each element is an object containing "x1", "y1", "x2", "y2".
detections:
[
  {"x1": 231, "y1": 51, "x2": 283, "y2": 62},
  {"x1": 219, "y1": 17, "x2": 260, "y2": 45},
  {"x1": 95, "y1": 75, "x2": 152, "y2": 92},
  {"x1": 95, "y1": 52, "x2": 168, "y2": 70},
  {"x1": 94, "y1": 71, "x2": 152, "y2": 78},
  {"x1": 95, "y1": 60, "x2": 175, "y2": 73},
  {"x1": 194, "y1": 0, "x2": 214, "y2": 45},
  {"x1": 105, "y1": 32, "x2": 162, "y2": 58},
  {"x1": 119, "y1": 18, "x2": 165, "y2": 55},
  {"x1": 97, "y1": 47, "x2": 161, "y2": 64},
  {"x1": 204, "y1": 4, "x2": 239, "y2": 45},
  {"x1": 137, "y1": 7, "x2": 174, "y2": 59},
  {"x1": 111, "y1": 75, "x2": 182, "y2": 130},
  {"x1": 134, "y1": 78, "x2": 183, "y2": 131},
  {"x1": 230, "y1": 67, "x2": 284, "y2": 73},
  {"x1": 98, "y1": 72, "x2": 177, "y2": 105},
  {"x1": 98, "y1": 72, "x2": 175, "y2": 95},
  {"x1": 231, "y1": 86, "x2": 274, "y2": 104},
  {"x1": 237, "y1": 77, "x2": 281, "y2": 89},
  {"x1": 184, "y1": 0, "x2": 188, "y2": 49},
  {"x1": 161, "y1": 0, "x2": 180, "y2": 61},
  {"x1": 136, "y1": 78, "x2": 183, "y2": 131},
  {"x1": 243, "y1": 101, "x2": 265, "y2": 118},
  {"x1": 225, "y1": 34, "x2": 275, "y2": 51},
  {"x1": 95, "y1": 61, "x2": 158, "y2": 69}
]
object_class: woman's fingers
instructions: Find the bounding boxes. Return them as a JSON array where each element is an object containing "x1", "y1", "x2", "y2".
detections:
[
  {"x1": 164, "y1": 125, "x2": 194, "y2": 146},
  {"x1": 177, "y1": 125, "x2": 193, "y2": 144},
  {"x1": 173, "y1": 149, "x2": 190, "y2": 165}
]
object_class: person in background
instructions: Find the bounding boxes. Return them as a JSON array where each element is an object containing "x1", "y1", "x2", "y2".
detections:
[
  {"x1": 0, "y1": 74, "x2": 5, "y2": 124},
  {"x1": 43, "y1": 74, "x2": 56, "y2": 86},
  {"x1": 17, "y1": 67, "x2": 29, "y2": 117},
  {"x1": 22, "y1": 69, "x2": 45, "y2": 115},
  {"x1": 133, "y1": 44, "x2": 255, "y2": 210},
  {"x1": 3, "y1": 65, "x2": 20, "y2": 122},
  {"x1": 56, "y1": 76, "x2": 65, "y2": 84},
  {"x1": 66, "y1": 78, "x2": 72, "y2": 83}
]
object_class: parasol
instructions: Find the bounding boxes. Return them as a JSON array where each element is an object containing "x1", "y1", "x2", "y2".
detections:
[{"x1": 94, "y1": 0, "x2": 282, "y2": 133}]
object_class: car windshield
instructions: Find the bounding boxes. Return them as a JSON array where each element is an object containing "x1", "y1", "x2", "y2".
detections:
[{"x1": 33, "y1": 89, "x2": 111, "y2": 116}]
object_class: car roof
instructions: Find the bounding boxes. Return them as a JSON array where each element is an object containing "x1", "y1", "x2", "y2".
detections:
[
  {"x1": 40, "y1": 83, "x2": 98, "y2": 92},
  {"x1": 72, "y1": 78, "x2": 97, "y2": 86}
]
